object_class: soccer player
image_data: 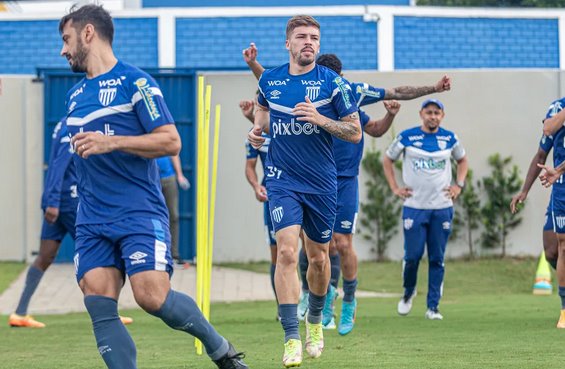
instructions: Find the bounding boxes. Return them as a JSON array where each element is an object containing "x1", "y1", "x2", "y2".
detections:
[
  {"x1": 239, "y1": 96, "x2": 279, "y2": 319},
  {"x1": 247, "y1": 15, "x2": 362, "y2": 367},
  {"x1": 383, "y1": 99, "x2": 468, "y2": 320},
  {"x1": 59, "y1": 4, "x2": 247, "y2": 368},
  {"x1": 534, "y1": 97, "x2": 565, "y2": 328}
]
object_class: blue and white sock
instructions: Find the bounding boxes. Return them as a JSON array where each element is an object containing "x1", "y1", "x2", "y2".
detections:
[
  {"x1": 279, "y1": 304, "x2": 300, "y2": 342},
  {"x1": 330, "y1": 254, "x2": 341, "y2": 289},
  {"x1": 342, "y1": 278, "x2": 358, "y2": 303},
  {"x1": 15, "y1": 266, "x2": 44, "y2": 315},
  {"x1": 299, "y1": 248, "x2": 309, "y2": 292},
  {"x1": 307, "y1": 292, "x2": 326, "y2": 324}
]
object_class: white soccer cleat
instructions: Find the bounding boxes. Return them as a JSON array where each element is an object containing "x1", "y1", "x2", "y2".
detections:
[
  {"x1": 397, "y1": 291, "x2": 416, "y2": 316},
  {"x1": 305, "y1": 321, "x2": 324, "y2": 359},
  {"x1": 425, "y1": 308, "x2": 443, "y2": 320}
]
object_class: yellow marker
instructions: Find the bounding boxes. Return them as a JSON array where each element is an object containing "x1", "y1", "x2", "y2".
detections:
[{"x1": 533, "y1": 250, "x2": 552, "y2": 295}]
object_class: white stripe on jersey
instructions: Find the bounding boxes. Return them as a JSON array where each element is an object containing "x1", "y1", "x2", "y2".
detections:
[
  {"x1": 67, "y1": 103, "x2": 133, "y2": 126},
  {"x1": 131, "y1": 87, "x2": 163, "y2": 105}
]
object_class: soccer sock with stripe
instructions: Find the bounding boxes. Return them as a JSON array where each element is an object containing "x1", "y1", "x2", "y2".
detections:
[
  {"x1": 279, "y1": 304, "x2": 300, "y2": 342},
  {"x1": 15, "y1": 266, "x2": 44, "y2": 315},
  {"x1": 307, "y1": 292, "x2": 326, "y2": 324},
  {"x1": 342, "y1": 278, "x2": 358, "y2": 303},
  {"x1": 84, "y1": 295, "x2": 137, "y2": 369},
  {"x1": 299, "y1": 248, "x2": 309, "y2": 292},
  {"x1": 330, "y1": 253, "x2": 341, "y2": 289},
  {"x1": 150, "y1": 289, "x2": 228, "y2": 360}
]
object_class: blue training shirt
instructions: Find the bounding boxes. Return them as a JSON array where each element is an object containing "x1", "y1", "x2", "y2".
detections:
[
  {"x1": 156, "y1": 156, "x2": 175, "y2": 179},
  {"x1": 257, "y1": 63, "x2": 358, "y2": 194},
  {"x1": 351, "y1": 82, "x2": 386, "y2": 107},
  {"x1": 333, "y1": 108, "x2": 371, "y2": 177},
  {"x1": 245, "y1": 133, "x2": 271, "y2": 186},
  {"x1": 41, "y1": 119, "x2": 79, "y2": 213},
  {"x1": 65, "y1": 60, "x2": 174, "y2": 225},
  {"x1": 545, "y1": 98, "x2": 565, "y2": 194}
]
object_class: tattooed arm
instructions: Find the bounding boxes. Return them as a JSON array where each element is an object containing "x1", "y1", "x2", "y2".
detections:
[{"x1": 384, "y1": 75, "x2": 451, "y2": 100}]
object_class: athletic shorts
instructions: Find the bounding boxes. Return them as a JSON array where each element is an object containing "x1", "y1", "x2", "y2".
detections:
[
  {"x1": 40, "y1": 210, "x2": 77, "y2": 241},
  {"x1": 267, "y1": 187, "x2": 336, "y2": 244},
  {"x1": 544, "y1": 200, "x2": 553, "y2": 232},
  {"x1": 74, "y1": 217, "x2": 173, "y2": 282},
  {"x1": 263, "y1": 201, "x2": 276, "y2": 246},
  {"x1": 333, "y1": 176, "x2": 359, "y2": 235}
]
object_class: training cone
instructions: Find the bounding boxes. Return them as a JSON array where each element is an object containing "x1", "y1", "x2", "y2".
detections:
[{"x1": 533, "y1": 251, "x2": 552, "y2": 295}]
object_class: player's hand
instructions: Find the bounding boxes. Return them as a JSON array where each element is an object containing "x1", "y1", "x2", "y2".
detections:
[
  {"x1": 177, "y1": 175, "x2": 190, "y2": 191},
  {"x1": 239, "y1": 100, "x2": 255, "y2": 122},
  {"x1": 393, "y1": 187, "x2": 412, "y2": 199},
  {"x1": 435, "y1": 75, "x2": 451, "y2": 92},
  {"x1": 242, "y1": 42, "x2": 258, "y2": 64},
  {"x1": 254, "y1": 185, "x2": 268, "y2": 202},
  {"x1": 444, "y1": 185, "x2": 462, "y2": 200},
  {"x1": 293, "y1": 96, "x2": 324, "y2": 125},
  {"x1": 538, "y1": 163, "x2": 561, "y2": 187},
  {"x1": 72, "y1": 132, "x2": 115, "y2": 159},
  {"x1": 44, "y1": 206, "x2": 60, "y2": 224},
  {"x1": 248, "y1": 125, "x2": 265, "y2": 149},
  {"x1": 383, "y1": 100, "x2": 401, "y2": 115},
  {"x1": 510, "y1": 192, "x2": 527, "y2": 213}
]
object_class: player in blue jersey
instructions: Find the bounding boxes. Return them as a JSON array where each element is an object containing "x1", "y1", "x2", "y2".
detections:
[
  {"x1": 383, "y1": 99, "x2": 468, "y2": 320},
  {"x1": 534, "y1": 97, "x2": 565, "y2": 328},
  {"x1": 59, "y1": 5, "x2": 247, "y2": 369},
  {"x1": 247, "y1": 15, "x2": 362, "y2": 367}
]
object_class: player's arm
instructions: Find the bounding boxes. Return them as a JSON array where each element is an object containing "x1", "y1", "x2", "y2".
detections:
[
  {"x1": 43, "y1": 133, "x2": 72, "y2": 223},
  {"x1": 239, "y1": 99, "x2": 255, "y2": 124},
  {"x1": 242, "y1": 42, "x2": 264, "y2": 81},
  {"x1": 248, "y1": 104, "x2": 269, "y2": 149},
  {"x1": 539, "y1": 160, "x2": 565, "y2": 187},
  {"x1": 510, "y1": 148, "x2": 549, "y2": 213},
  {"x1": 245, "y1": 158, "x2": 267, "y2": 202},
  {"x1": 363, "y1": 100, "x2": 400, "y2": 138},
  {"x1": 171, "y1": 155, "x2": 190, "y2": 190},
  {"x1": 447, "y1": 155, "x2": 468, "y2": 200},
  {"x1": 543, "y1": 108, "x2": 565, "y2": 136},
  {"x1": 73, "y1": 124, "x2": 181, "y2": 159},
  {"x1": 383, "y1": 155, "x2": 412, "y2": 199},
  {"x1": 383, "y1": 75, "x2": 451, "y2": 100}
]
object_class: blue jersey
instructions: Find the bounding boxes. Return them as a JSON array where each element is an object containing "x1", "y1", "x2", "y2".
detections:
[
  {"x1": 245, "y1": 133, "x2": 271, "y2": 186},
  {"x1": 545, "y1": 98, "x2": 565, "y2": 194},
  {"x1": 65, "y1": 60, "x2": 174, "y2": 225},
  {"x1": 351, "y1": 82, "x2": 386, "y2": 107},
  {"x1": 258, "y1": 64, "x2": 358, "y2": 194},
  {"x1": 333, "y1": 109, "x2": 371, "y2": 177},
  {"x1": 41, "y1": 119, "x2": 79, "y2": 213},
  {"x1": 156, "y1": 156, "x2": 175, "y2": 179}
]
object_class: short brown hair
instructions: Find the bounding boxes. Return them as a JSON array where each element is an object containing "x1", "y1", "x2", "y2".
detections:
[
  {"x1": 286, "y1": 15, "x2": 320, "y2": 39},
  {"x1": 59, "y1": 4, "x2": 114, "y2": 45}
]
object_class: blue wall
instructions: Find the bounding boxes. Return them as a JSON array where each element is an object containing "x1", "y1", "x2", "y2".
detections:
[
  {"x1": 0, "y1": 18, "x2": 158, "y2": 74},
  {"x1": 144, "y1": 0, "x2": 409, "y2": 7},
  {"x1": 176, "y1": 16, "x2": 378, "y2": 71},
  {"x1": 394, "y1": 17, "x2": 559, "y2": 69}
]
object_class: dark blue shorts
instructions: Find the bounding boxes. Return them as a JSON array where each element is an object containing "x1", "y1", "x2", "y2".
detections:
[
  {"x1": 40, "y1": 210, "x2": 76, "y2": 241},
  {"x1": 267, "y1": 187, "x2": 336, "y2": 244},
  {"x1": 334, "y1": 176, "x2": 359, "y2": 235},
  {"x1": 263, "y1": 201, "x2": 276, "y2": 246},
  {"x1": 544, "y1": 200, "x2": 553, "y2": 231},
  {"x1": 74, "y1": 217, "x2": 173, "y2": 282}
]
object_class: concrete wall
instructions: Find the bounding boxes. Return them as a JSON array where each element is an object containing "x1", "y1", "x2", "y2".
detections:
[{"x1": 0, "y1": 76, "x2": 43, "y2": 261}]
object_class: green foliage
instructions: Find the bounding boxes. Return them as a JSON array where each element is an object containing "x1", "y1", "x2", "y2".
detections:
[
  {"x1": 417, "y1": 0, "x2": 565, "y2": 7},
  {"x1": 359, "y1": 150, "x2": 402, "y2": 261},
  {"x1": 450, "y1": 169, "x2": 482, "y2": 258},
  {"x1": 480, "y1": 154, "x2": 523, "y2": 256}
]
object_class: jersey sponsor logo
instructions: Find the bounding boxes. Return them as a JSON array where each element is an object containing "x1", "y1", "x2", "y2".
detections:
[
  {"x1": 99, "y1": 76, "x2": 125, "y2": 88},
  {"x1": 99, "y1": 87, "x2": 117, "y2": 106},
  {"x1": 69, "y1": 85, "x2": 84, "y2": 100},
  {"x1": 272, "y1": 206, "x2": 284, "y2": 223},
  {"x1": 270, "y1": 90, "x2": 281, "y2": 99},
  {"x1": 98, "y1": 345, "x2": 112, "y2": 355},
  {"x1": 549, "y1": 101, "x2": 563, "y2": 117},
  {"x1": 436, "y1": 135, "x2": 452, "y2": 141},
  {"x1": 306, "y1": 86, "x2": 320, "y2": 101},
  {"x1": 356, "y1": 84, "x2": 381, "y2": 98},
  {"x1": 408, "y1": 135, "x2": 424, "y2": 141},
  {"x1": 301, "y1": 80, "x2": 323, "y2": 86},
  {"x1": 341, "y1": 220, "x2": 352, "y2": 229},
  {"x1": 52, "y1": 121, "x2": 63, "y2": 139},
  {"x1": 70, "y1": 184, "x2": 78, "y2": 198},
  {"x1": 404, "y1": 218, "x2": 413, "y2": 230},
  {"x1": 412, "y1": 158, "x2": 446, "y2": 171},
  {"x1": 413, "y1": 141, "x2": 423, "y2": 148},
  {"x1": 321, "y1": 229, "x2": 332, "y2": 239},
  {"x1": 334, "y1": 77, "x2": 353, "y2": 109},
  {"x1": 437, "y1": 140, "x2": 447, "y2": 150},
  {"x1": 268, "y1": 80, "x2": 288, "y2": 86},
  {"x1": 68, "y1": 101, "x2": 77, "y2": 113},
  {"x1": 272, "y1": 119, "x2": 320, "y2": 138},
  {"x1": 556, "y1": 216, "x2": 565, "y2": 229},
  {"x1": 134, "y1": 78, "x2": 161, "y2": 121},
  {"x1": 442, "y1": 221, "x2": 451, "y2": 230},
  {"x1": 129, "y1": 251, "x2": 148, "y2": 265}
]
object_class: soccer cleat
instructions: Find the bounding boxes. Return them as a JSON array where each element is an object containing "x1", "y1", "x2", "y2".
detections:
[
  {"x1": 397, "y1": 290, "x2": 416, "y2": 316},
  {"x1": 120, "y1": 315, "x2": 134, "y2": 325},
  {"x1": 297, "y1": 291, "x2": 309, "y2": 321},
  {"x1": 425, "y1": 308, "x2": 443, "y2": 320},
  {"x1": 557, "y1": 309, "x2": 565, "y2": 328},
  {"x1": 8, "y1": 313, "x2": 45, "y2": 328},
  {"x1": 338, "y1": 299, "x2": 357, "y2": 336},
  {"x1": 323, "y1": 316, "x2": 336, "y2": 330},
  {"x1": 282, "y1": 338, "x2": 303, "y2": 368},
  {"x1": 322, "y1": 285, "x2": 337, "y2": 326},
  {"x1": 305, "y1": 321, "x2": 324, "y2": 359},
  {"x1": 213, "y1": 341, "x2": 249, "y2": 369}
]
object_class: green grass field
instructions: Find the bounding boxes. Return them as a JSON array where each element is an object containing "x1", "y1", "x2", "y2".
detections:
[{"x1": 1, "y1": 258, "x2": 563, "y2": 369}]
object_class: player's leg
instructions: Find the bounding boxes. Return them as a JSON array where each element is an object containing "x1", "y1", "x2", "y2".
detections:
[
  {"x1": 424, "y1": 207, "x2": 453, "y2": 320},
  {"x1": 297, "y1": 235, "x2": 310, "y2": 321},
  {"x1": 398, "y1": 207, "x2": 428, "y2": 316},
  {"x1": 551, "y1": 205, "x2": 565, "y2": 328},
  {"x1": 161, "y1": 176, "x2": 181, "y2": 263},
  {"x1": 321, "y1": 240, "x2": 339, "y2": 329},
  {"x1": 264, "y1": 201, "x2": 279, "y2": 320}
]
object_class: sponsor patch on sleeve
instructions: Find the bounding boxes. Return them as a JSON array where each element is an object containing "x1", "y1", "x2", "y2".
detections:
[
  {"x1": 334, "y1": 77, "x2": 353, "y2": 110},
  {"x1": 135, "y1": 78, "x2": 161, "y2": 121}
]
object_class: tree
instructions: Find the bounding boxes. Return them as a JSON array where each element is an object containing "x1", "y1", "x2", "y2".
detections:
[
  {"x1": 359, "y1": 149, "x2": 402, "y2": 261},
  {"x1": 456, "y1": 169, "x2": 482, "y2": 258},
  {"x1": 480, "y1": 154, "x2": 523, "y2": 257}
]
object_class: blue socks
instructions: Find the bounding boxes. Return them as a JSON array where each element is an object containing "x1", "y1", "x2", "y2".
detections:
[
  {"x1": 150, "y1": 289, "x2": 228, "y2": 360},
  {"x1": 279, "y1": 304, "x2": 300, "y2": 342},
  {"x1": 84, "y1": 295, "x2": 137, "y2": 369},
  {"x1": 559, "y1": 286, "x2": 565, "y2": 309},
  {"x1": 330, "y1": 253, "x2": 341, "y2": 289},
  {"x1": 307, "y1": 292, "x2": 326, "y2": 324},
  {"x1": 343, "y1": 278, "x2": 358, "y2": 303},
  {"x1": 299, "y1": 248, "x2": 309, "y2": 292},
  {"x1": 270, "y1": 263, "x2": 277, "y2": 299},
  {"x1": 15, "y1": 266, "x2": 44, "y2": 315}
]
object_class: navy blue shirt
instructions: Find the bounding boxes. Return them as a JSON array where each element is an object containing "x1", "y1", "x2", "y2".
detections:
[{"x1": 545, "y1": 98, "x2": 565, "y2": 193}]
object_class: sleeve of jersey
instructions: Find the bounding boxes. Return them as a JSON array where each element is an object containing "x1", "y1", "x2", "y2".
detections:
[
  {"x1": 355, "y1": 83, "x2": 385, "y2": 108},
  {"x1": 245, "y1": 140, "x2": 259, "y2": 159},
  {"x1": 385, "y1": 134, "x2": 405, "y2": 160},
  {"x1": 131, "y1": 74, "x2": 175, "y2": 133},
  {"x1": 43, "y1": 133, "x2": 73, "y2": 209},
  {"x1": 331, "y1": 77, "x2": 358, "y2": 118},
  {"x1": 450, "y1": 135, "x2": 466, "y2": 161},
  {"x1": 257, "y1": 77, "x2": 269, "y2": 109},
  {"x1": 359, "y1": 109, "x2": 371, "y2": 129},
  {"x1": 539, "y1": 134, "x2": 553, "y2": 152}
]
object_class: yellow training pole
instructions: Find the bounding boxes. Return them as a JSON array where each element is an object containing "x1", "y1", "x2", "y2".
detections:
[
  {"x1": 202, "y1": 85, "x2": 212, "y2": 321},
  {"x1": 195, "y1": 76, "x2": 205, "y2": 355},
  {"x1": 204, "y1": 104, "x2": 221, "y2": 320}
]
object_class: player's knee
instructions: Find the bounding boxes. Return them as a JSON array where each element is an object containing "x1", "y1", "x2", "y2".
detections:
[
  {"x1": 308, "y1": 254, "x2": 327, "y2": 271},
  {"x1": 277, "y1": 246, "x2": 297, "y2": 266},
  {"x1": 134, "y1": 290, "x2": 165, "y2": 312}
]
